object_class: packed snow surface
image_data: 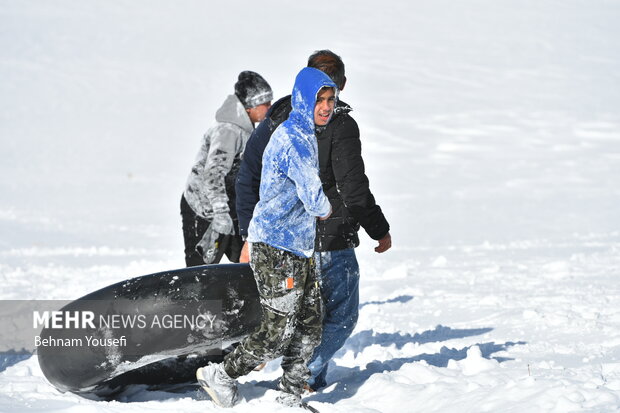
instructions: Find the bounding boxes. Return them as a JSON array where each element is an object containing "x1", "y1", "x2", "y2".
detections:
[{"x1": 1, "y1": 0, "x2": 620, "y2": 412}]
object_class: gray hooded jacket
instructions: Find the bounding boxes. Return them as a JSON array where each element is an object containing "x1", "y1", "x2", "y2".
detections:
[{"x1": 184, "y1": 94, "x2": 254, "y2": 219}]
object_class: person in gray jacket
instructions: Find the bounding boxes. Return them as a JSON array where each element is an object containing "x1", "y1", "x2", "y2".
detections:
[{"x1": 181, "y1": 71, "x2": 272, "y2": 266}]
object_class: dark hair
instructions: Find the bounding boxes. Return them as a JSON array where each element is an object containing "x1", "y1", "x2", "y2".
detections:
[{"x1": 307, "y1": 50, "x2": 345, "y2": 89}]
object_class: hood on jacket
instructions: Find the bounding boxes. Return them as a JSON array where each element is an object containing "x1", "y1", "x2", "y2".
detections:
[
  {"x1": 215, "y1": 94, "x2": 254, "y2": 134},
  {"x1": 288, "y1": 67, "x2": 338, "y2": 133},
  {"x1": 245, "y1": 67, "x2": 335, "y2": 257},
  {"x1": 266, "y1": 95, "x2": 351, "y2": 127}
]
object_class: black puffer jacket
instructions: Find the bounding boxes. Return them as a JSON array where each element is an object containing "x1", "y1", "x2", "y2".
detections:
[{"x1": 236, "y1": 95, "x2": 390, "y2": 252}]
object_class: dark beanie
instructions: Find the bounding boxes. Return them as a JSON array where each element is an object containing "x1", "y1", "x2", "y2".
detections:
[{"x1": 234, "y1": 71, "x2": 273, "y2": 109}]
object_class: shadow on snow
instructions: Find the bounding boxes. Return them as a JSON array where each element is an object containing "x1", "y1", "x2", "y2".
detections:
[
  {"x1": 307, "y1": 338, "x2": 525, "y2": 404},
  {"x1": 343, "y1": 324, "x2": 493, "y2": 355},
  {"x1": 248, "y1": 325, "x2": 525, "y2": 404},
  {"x1": 0, "y1": 350, "x2": 32, "y2": 373},
  {"x1": 358, "y1": 294, "x2": 414, "y2": 309}
]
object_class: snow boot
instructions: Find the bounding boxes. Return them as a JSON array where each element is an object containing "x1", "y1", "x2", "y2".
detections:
[
  {"x1": 196, "y1": 363, "x2": 240, "y2": 407},
  {"x1": 276, "y1": 390, "x2": 303, "y2": 407},
  {"x1": 276, "y1": 388, "x2": 320, "y2": 412}
]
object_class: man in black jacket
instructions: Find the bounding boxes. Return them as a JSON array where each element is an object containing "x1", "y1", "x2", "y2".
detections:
[{"x1": 235, "y1": 50, "x2": 391, "y2": 391}]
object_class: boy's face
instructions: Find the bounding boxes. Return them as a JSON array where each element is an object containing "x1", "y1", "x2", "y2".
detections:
[
  {"x1": 246, "y1": 101, "x2": 271, "y2": 124},
  {"x1": 314, "y1": 87, "x2": 336, "y2": 126}
]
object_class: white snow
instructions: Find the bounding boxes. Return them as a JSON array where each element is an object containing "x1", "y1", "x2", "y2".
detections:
[{"x1": 2, "y1": 0, "x2": 620, "y2": 411}]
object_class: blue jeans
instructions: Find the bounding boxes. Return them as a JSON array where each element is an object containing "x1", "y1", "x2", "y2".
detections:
[{"x1": 307, "y1": 248, "x2": 360, "y2": 389}]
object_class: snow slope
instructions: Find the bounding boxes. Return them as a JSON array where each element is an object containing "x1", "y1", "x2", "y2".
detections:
[{"x1": 1, "y1": 0, "x2": 620, "y2": 411}]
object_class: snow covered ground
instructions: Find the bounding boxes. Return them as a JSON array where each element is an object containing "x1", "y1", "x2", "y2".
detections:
[{"x1": 2, "y1": 0, "x2": 620, "y2": 411}]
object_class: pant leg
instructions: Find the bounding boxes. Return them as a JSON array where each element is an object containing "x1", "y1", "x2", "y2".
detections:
[
  {"x1": 223, "y1": 243, "x2": 309, "y2": 379},
  {"x1": 279, "y1": 256, "x2": 323, "y2": 395},
  {"x1": 307, "y1": 248, "x2": 360, "y2": 389},
  {"x1": 180, "y1": 194, "x2": 210, "y2": 267}
]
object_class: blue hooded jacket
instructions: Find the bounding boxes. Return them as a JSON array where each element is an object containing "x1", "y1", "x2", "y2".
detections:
[{"x1": 247, "y1": 67, "x2": 335, "y2": 257}]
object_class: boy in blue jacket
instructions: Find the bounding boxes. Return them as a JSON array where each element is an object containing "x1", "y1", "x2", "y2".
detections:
[
  {"x1": 237, "y1": 51, "x2": 392, "y2": 392},
  {"x1": 196, "y1": 67, "x2": 335, "y2": 409}
]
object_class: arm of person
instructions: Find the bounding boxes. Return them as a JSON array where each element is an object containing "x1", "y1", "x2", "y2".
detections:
[
  {"x1": 236, "y1": 96, "x2": 293, "y2": 238},
  {"x1": 286, "y1": 143, "x2": 331, "y2": 219},
  {"x1": 374, "y1": 232, "x2": 392, "y2": 253},
  {"x1": 236, "y1": 122, "x2": 270, "y2": 237},
  {"x1": 239, "y1": 241, "x2": 250, "y2": 263},
  {"x1": 331, "y1": 117, "x2": 391, "y2": 251},
  {"x1": 204, "y1": 125, "x2": 242, "y2": 213},
  {"x1": 185, "y1": 136, "x2": 212, "y2": 218}
]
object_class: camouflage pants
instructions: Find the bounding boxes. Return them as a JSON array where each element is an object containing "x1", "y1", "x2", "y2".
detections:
[{"x1": 223, "y1": 242, "x2": 323, "y2": 395}]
